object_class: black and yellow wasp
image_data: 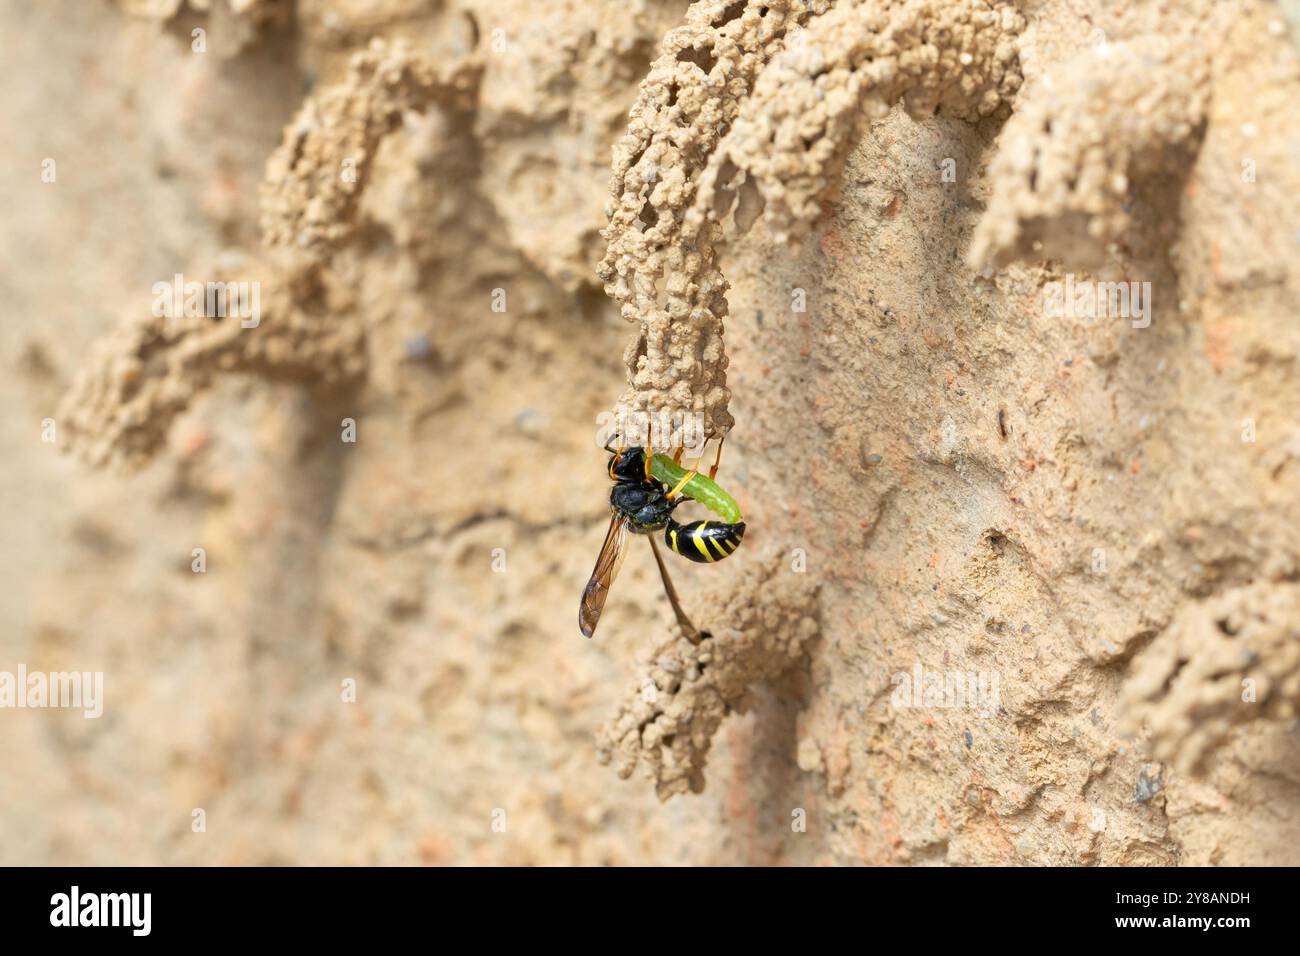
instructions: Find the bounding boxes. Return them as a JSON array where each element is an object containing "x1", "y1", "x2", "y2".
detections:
[{"x1": 579, "y1": 443, "x2": 745, "y2": 642}]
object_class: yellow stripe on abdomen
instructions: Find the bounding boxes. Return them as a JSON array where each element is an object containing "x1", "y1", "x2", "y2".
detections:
[{"x1": 692, "y1": 533, "x2": 715, "y2": 562}]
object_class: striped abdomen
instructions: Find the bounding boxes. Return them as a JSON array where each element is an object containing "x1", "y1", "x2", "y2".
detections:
[{"x1": 665, "y1": 519, "x2": 745, "y2": 564}]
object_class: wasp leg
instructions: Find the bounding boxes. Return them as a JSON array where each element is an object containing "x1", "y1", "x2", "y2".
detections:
[
  {"x1": 667, "y1": 442, "x2": 709, "y2": 499},
  {"x1": 648, "y1": 535, "x2": 701, "y2": 645},
  {"x1": 708, "y1": 437, "x2": 725, "y2": 480},
  {"x1": 666, "y1": 468, "x2": 698, "y2": 500}
]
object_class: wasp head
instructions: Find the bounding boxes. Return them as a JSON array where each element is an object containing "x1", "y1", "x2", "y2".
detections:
[{"x1": 607, "y1": 445, "x2": 650, "y2": 483}]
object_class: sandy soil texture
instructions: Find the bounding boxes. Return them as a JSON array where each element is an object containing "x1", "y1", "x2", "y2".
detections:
[{"x1": 2, "y1": 0, "x2": 1298, "y2": 865}]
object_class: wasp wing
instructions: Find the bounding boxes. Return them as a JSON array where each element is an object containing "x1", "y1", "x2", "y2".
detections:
[{"x1": 579, "y1": 513, "x2": 630, "y2": 638}]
